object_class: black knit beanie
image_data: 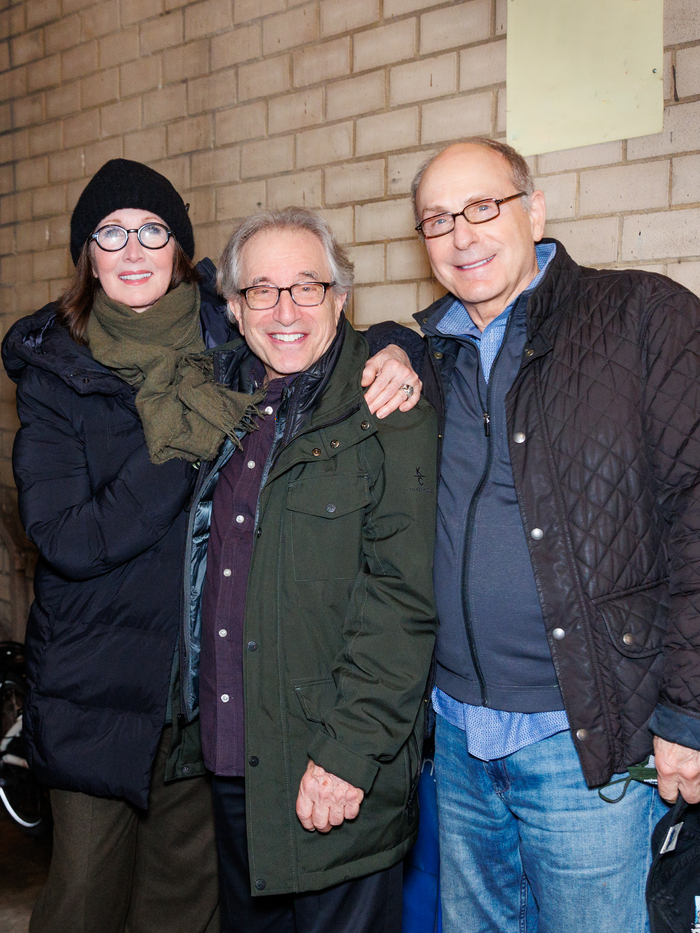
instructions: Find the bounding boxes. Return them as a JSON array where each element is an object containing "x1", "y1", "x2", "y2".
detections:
[{"x1": 70, "y1": 159, "x2": 194, "y2": 264}]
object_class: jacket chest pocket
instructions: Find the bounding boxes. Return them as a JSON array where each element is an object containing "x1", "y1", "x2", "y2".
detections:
[{"x1": 286, "y1": 473, "x2": 371, "y2": 582}]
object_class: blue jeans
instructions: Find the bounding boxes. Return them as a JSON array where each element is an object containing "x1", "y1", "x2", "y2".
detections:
[{"x1": 434, "y1": 715, "x2": 668, "y2": 933}]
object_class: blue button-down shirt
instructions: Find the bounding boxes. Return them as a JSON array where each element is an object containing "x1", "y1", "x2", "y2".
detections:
[{"x1": 433, "y1": 242, "x2": 570, "y2": 761}]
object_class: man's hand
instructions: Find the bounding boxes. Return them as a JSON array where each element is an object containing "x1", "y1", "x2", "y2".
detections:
[
  {"x1": 654, "y1": 735, "x2": 700, "y2": 804},
  {"x1": 361, "y1": 345, "x2": 422, "y2": 419},
  {"x1": 296, "y1": 759, "x2": 365, "y2": 833}
]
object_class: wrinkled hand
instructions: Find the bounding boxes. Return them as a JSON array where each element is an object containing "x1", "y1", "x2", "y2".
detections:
[
  {"x1": 654, "y1": 735, "x2": 700, "y2": 804},
  {"x1": 361, "y1": 345, "x2": 422, "y2": 419},
  {"x1": 296, "y1": 759, "x2": 365, "y2": 833}
]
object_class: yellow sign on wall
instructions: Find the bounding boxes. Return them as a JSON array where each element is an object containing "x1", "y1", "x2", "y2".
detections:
[{"x1": 506, "y1": 0, "x2": 663, "y2": 156}]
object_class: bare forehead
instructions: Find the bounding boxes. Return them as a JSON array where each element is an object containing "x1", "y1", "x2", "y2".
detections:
[
  {"x1": 417, "y1": 146, "x2": 514, "y2": 211},
  {"x1": 240, "y1": 227, "x2": 329, "y2": 275}
]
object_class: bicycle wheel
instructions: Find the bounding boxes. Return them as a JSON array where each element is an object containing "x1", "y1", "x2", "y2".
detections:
[{"x1": 0, "y1": 671, "x2": 51, "y2": 835}]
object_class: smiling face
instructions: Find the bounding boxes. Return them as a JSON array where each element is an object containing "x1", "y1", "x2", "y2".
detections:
[
  {"x1": 229, "y1": 227, "x2": 346, "y2": 382},
  {"x1": 89, "y1": 208, "x2": 176, "y2": 313},
  {"x1": 416, "y1": 143, "x2": 546, "y2": 330}
]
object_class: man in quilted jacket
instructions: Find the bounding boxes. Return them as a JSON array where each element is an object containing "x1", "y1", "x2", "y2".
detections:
[{"x1": 397, "y1": 138, "x2": 700, "y2": 933}]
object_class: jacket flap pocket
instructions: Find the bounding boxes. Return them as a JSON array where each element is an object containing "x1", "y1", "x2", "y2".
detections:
[
  {"x1": 597, "y1": 583, "x2": 668, "y2": 658},
  {"x1": 294, "y1": 678, "x2": 337, "y2": 723},
  {"x1": 286, "y1": 474, "x2": 370, "y2": 519}
]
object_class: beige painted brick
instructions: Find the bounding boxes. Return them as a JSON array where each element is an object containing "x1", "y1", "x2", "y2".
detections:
[
  {"x1": 5, "y1": 254, "x2": 33, "y2": 286},
  {"x1": 62, "y1": 40, "x2": 98, "y2": 80},
  {"x1": 267, "y1": 169, "x2": 322, "y2": 208},
  {"x1": 7, "y1": 6, "x2": 25, "y2": 37},
  {"x1": 144, "y1": 83, "x2": 187, "y2": 125},
  {"x1": 234, "y1": 0, "x2": 285, "y2": 24},
  {"x1": 188, "y1": 70, "x2": 236, "y2": 115},
  {"x1": 185, "y1": 0, "x2": 233, "y2": 40},
  {"x1": 0, "y1": 66, "x2": 27, "y2": 102},
  {"x1": 387, "y1": 238, "x2": 431, "y2": 280},
  {"x1": 384, "y1": 0, "x2": 444, "y2": 17},
  {"x1": 167, "y1": 115, "x2": 213, "y2": 155},
  {"x1": 121, "y1": 0, "x2": 164, "y2": 26},
  {"x1": 387, "y1": 149, "x2": 435, "y2": 196},
  {"x1": 121, "y1": 56, "x2": 160, "y2": 99},
  {"x1": 664, "y1": 50, "x2": 672, "y2": 102},
  {"x1": 263, "y1": 5, "x2": 317, "y2": 55},
  {"x1": 269, "y1": 88, "x2": 323, "y2": 134},
  {"x1": 16, "y1": 283, "x2": 50, "y2": 315},
  {"x1": 672, "y1": 153, "x2": 700, "y2": 204},
  {"x1": 26, "y1": 54, "x2": 60, "y2": 93},
  {"x1": 81, "y1": 68, "x2": 120, "y2": 108},
  {"x1": 99, "y1": 26, "x2": 139, "y2": 68},
  {"x1": 347, "y1": 243, "x2": 384, "y2": 284},
  {"x1": 667, "y1": 260, "x2": 700, "y2": 297},
  {"x1": 317, "y1": 206, "x2": 353, "y2": 243},
  {"x1": 179, "y1": 186, "x2": 215, "y2": 225},
  {"x1": 241, "y1": 135, "x2": 294, "y2": 178},
  {"x1": 0, "y1": 227, "x2": 15, "y2": 255},
  {"x1": 354, "y1": 282, "x2": 417, "y2": 326},
  {"x1": 238, "y1": 55, "x2": 290, "y2": 102},
  {"x1": 49, "y1": 212, "x2": 70, "y2": 247},
  {"x1": 545, "y1": 217, "x2": 618, "y2": 266},
  {"x1": 46, "y1": 81, "x2": 81, "y2": 119},
  {"x1": 28, "y1": 121, "x2": 62, "y2": 156},
  {"x1": 124, "y1": 125, "x2": 167, "y2": 162},
  {"x1": 0, "y1": 103, "x2": 10, "y2": 133},
  {"x1": 163, "y1": 39, "x2": 208, "y2": 84},
  {"x1": 32, "y1": 184, "x2": 66, "y2": 218},
  {"x1": 11, "y1": 30, "x2": 43, "y2": 67},
  {"x1": 622, "y1": 208, "x2": 700, "y2": 262},
  {"x1": 293, "y1": 36, "x2": 349, "y2": 87},
  {"x1": 419, "y1": 278, "x2": 447, "y2": 309},
  {"x1": 49, "y1": 147, "x2": 84, "y2": 184},
  {"x1": 390, "y1": 53, "x2": 456, "y2": 107},
  {"x1": 355, "y1": 197, "x2": 414, "y2": 242},
  {"x1": 296, "y1": 121, "x2": 353, "y2": 168},
  {"x1": 34, "y1": 248, "x2": 69, "y2": 281},
  {"x1": 0, "y1": 166, "x2": 12, "y2": 195},
  {"x1": 420, "y1": 1, "x2": 491, "y2": 56},
  {"x1": 0, "y1": 41, "x2": 8, "y2": 73},
  {"x1": 354, "y1": 20, "x2": 416, "y2": 73},
  {"x1": 191, "y1": 146, "x2": 240, "y2": 186},
  {"x1": 533, "y1": 173, "x2": 576, "y2": 221},
  {"x1": 101, "y1": 98, "x2": 142, "y2": 139},
  {"x1": 628, "y1": 102, "x2": 700, "y2": 160},
  {"x1": 44, "y1": 15, "x2": 81, "y2": 54},
  {"x1": 193, "y1": 222, "x2": 229, "y2": 264},
  {"x1": 13, "y1": 94, "x2": 44, "y2": 129},
  {"x1": 460, "y1": 39, "x2": 506, "y2": 91},
  {"x1": 325, "y1": 159, "x2": 384, "y2": 204},
  {"x1": 216, "y1": 102, "x2": 266, "y2": 145},
  {"x1": 151, "y1": 154, "x2": 191, "y2": 191},
  {"x1": 496, "y1": 86, "x2": 506, "y2": 133},
  {"x1": 356, "y1": 108, "x2": 418, "y2": 156},
  {"x1": 216, "y1": 180, "x2": 266, "y2": 220},
  {"x1": 676, "y1": 46, "x2": 700, "y2": 98},
  {"x1": 0, "y1": 135, "x2": 13, "y2": 164},
  {"x1": 81, "y1": 2, "x2": 119, "y2": 40},
  {"x1": 211, "y1": 23, "x2": 261, "y2": 69},
  {"x1": 320, "y1": 0, "x2": 379, "y2": 38},
  {"x1": 326, "y1": 71, "x2": 385, "y2": 122},
  {"x1": 495, "y1": 0, "x2": 507, "y2": 35},
  {"x1": 664, "y1": 0, "x2": 700, "y2": 45},
  {"x1": 26, "y1": 0, "x2": 61, "y2": 29},
  {"x1": 537, "y1": 140, "x2": 624, "y2": 175},
  {"x1": 580, "y1": 162, "x2": 669, "y2": 215},
  {"x1": 16, "y1": 219, "x2": 49, "y2": 253},
  {"x1": 84, "y1": 136, "x2": 123, "y2": 174},
  {"x1": 166, "y1": 0, "x2": 191, "y2": 9},
  {"x1": 140, "y1": 11, "x2": 183, "y2": 54},
  {"x1": 63, "y1": 0, "x2": 102, "y2": 13},
  {"x1": 421, "y1": 91, "x2": 492, "y2": 145}
]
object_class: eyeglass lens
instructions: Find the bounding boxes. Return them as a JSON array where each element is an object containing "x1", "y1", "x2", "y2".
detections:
[
  {"x1": 94, "y1": 223, "x2": 171, "y2": 251},
  {"x1": 245, "y1": 283, "x2": 327, "y2": 310},
  {"x1": 421, "y1": 200, "x2": 501, "y2": 237}
]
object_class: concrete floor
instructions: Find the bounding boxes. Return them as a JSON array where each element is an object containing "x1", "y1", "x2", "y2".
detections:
[{"x1": 0, "y1": 809, "x2": 51, "y2": 933}]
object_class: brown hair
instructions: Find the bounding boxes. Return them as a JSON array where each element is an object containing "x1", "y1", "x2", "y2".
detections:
[{"x1": 57, "y1": 239, "x2": 200, "y2": 344}]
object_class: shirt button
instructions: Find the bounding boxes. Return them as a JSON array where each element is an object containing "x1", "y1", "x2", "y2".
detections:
[
  {"x1": 552, "y1": 628, "x2": 565, "y2": 640},
  {"x1": 530, "y1": 527, "x2": 543, "y2": 540},
  {"x1": 513, "y1": 432, "x2": 526, "y2": 444},
  {"x1": 236, "y1": 515, "x2": 245, "y2": 524},
  {"x1": 326, "y1": 503, "x2": 336, "y2": 513},
  {"x1": 434, "y1": 351, "x2": 443, "y2": 359},
  {"x1": 247, "y1": 460, "x2": 256, "y2": 469},
  {"x1": 256, "y1": 527, "x2": 262, "y2": 538},
  {"x1": 247, "y1": 641, "x2": 258, "y2": 651},
  {"x1": 221, "y1": 694, "x2": 229, "y2": 703},
  {"x1": 264, "y1": 406, "x2": 273, "y2": 415},
  {"x1": 249, "y1": 755, "x2": 259, "y2": 767},
  {"x1": 219, "y1": 629, "x2": 227, "y2": 638},
  {"x1": 223, "y1": 568, "x2": 232, "y2": 577},
  {"x1": 255, "y1": 880, "x2": 266, "y2": 891}
]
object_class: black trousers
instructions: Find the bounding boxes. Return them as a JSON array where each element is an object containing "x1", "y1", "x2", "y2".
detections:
[{"x1": 212, "y1": 776, "x2": 403, "y2": 933}]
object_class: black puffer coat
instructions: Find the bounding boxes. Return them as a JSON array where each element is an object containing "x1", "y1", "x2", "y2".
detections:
[
  {"x1": 374, "y1": 239, "x2": 700, "y2": 787},
  {"x1": 1, "y1": 260, "x2": 235, "y2": 808}
]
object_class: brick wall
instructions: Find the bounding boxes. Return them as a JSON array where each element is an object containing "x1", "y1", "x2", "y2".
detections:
[{"x1": 0, "y1": 0, "x2": 699, "y2": 491}]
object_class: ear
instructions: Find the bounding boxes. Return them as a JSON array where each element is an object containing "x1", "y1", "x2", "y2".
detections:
[
  {"x1": 228, "y1": 298, "x2": 245, "y2": 336},
  {"x1": 528, "y1": 190, "x2": 546, "y2": 242}
]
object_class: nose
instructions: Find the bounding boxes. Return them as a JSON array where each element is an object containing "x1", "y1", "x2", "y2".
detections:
[
  {"x1": 451, "y1": 212, "x2": 480, "y2": 250},
  {"x1": 123, "y1": 230, "x2": 145, "y2": 261},
  {"x1": 273, "y1": 288, "x2": 302, "y2": 325}
]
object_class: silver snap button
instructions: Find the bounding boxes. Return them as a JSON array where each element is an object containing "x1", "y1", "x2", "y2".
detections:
[
  {"x1": 236, "y1": 515, "x2": 245, "y2": 524},
  {"x1": 221, "y1": 694, "x2": 229, "y2": 703},
  {"x1": 312, "y1": 448, "x2": 322, "y2": 456},
  {"x1": 513, "y1": 432, "x2": 526, "y2": 444},
  {"x1": 264, "y1": 406, "x2": 273, "y2": 415},
  {"x1": 330, "y1": 439, "x2": 340, "y2": 449},
  {"x1": 622, "y1": 633, "x2": 635, "y2": 645},
  {"x1": 247, "y1": 460, "x2": 255, "y2": 469},
  {"x1": 361, "y1": 421, "x2": 371, "y2": 430},
  {"x1": 576, "y1": 728, "x2": 588, "y2": 741},
  {"x1": 219, "y1": 629, "x2": 227, "y2": 638},
  {"x1": 223, "y1": 568, "x2": 232, "y2": 577},
  {"x1": 530, "y1": 527, "x2": 543, "y2": 540},
  {"x1": 326, "y1": 503, "x2": 336, "y2": 513},
  {"x1": 552, "y1": 628, "x2": 565, "y2": 640}
]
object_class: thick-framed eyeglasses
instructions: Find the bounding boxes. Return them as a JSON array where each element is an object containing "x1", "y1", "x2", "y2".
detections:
[
  {"x1": 239, "y1": 282, "x2": 335, "y2": 311},
  {"x1": 416, "y1": 192, "x2": 528, "y2": 238},
  {"x1": 90, "y1": 223, "x2": 173, "y2": 252}
]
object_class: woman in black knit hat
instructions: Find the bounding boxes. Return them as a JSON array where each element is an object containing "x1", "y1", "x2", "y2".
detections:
[{"x1": 1, "y1": 159, "x2": 256, "y2": 933}]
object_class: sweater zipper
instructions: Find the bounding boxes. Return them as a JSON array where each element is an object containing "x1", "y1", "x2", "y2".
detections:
[{"x1": 461, "y1": 315, "x2": 514, "y2": 707}]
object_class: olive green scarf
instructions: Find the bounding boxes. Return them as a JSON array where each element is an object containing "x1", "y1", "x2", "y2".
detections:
[{"x1": 87, "y1": 283, "x2": 260, "y2": 464}]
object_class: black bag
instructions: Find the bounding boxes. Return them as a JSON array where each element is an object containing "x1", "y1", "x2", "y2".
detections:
[{"x1": 647, "y1": 795, "x2": 700, "y2": 933}]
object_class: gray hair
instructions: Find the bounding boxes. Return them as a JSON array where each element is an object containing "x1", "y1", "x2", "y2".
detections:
[
  {"x1": 217, "y1": 207, "x2": 354, "y2": 308},
  {"x1": 410, "y1": 137, "x2": 535, "y2": 229}
]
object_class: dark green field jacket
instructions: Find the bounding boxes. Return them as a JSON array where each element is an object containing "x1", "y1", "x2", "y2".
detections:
[{"x1": 181, "y1": 320, "x2": 438, "y2": 895}]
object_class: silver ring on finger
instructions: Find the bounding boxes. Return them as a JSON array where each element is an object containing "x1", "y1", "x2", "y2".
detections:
[{"x1": 401, "y1": 383, "x2": 414, "y2": 400}]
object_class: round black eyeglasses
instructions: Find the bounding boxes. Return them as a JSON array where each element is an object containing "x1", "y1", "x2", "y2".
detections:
[
  {"x1": 416, "y1": 192, "x2": 528, "y2": 238},
  {"x1": 90, "y1": 223, "x2": 173, "y2": 252}
]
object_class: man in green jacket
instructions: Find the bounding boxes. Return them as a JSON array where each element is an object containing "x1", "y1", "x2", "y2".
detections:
[{"x1": 182, "y1": 207, "x2": 438, "y2": 933}]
